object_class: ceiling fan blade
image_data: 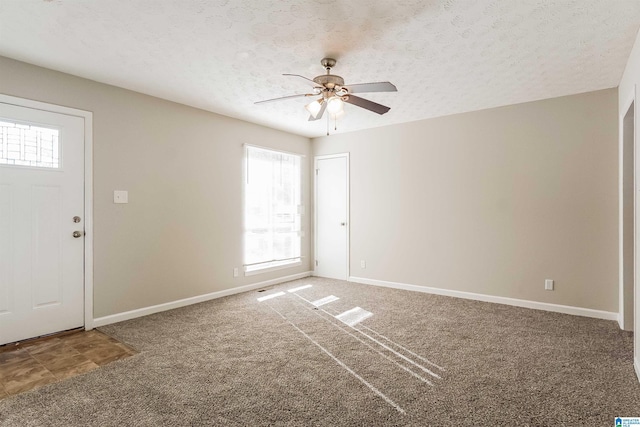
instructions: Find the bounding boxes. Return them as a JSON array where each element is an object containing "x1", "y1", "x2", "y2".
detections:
[
  {"x1": 344, "y1": 81, "x2": 397, "y2": 94},
  {"x1": 344, "y1": 95, "x2": 391, "y2": 115},
  {"x1": 254, "y1": 93, "x2": 313, "y2": 104},
  {"x1": 308, "y1": 101, "x2": 327, "y2": 121},
  {"x1": 283, "y1": 74, "x2": 317, "y2": 86}
]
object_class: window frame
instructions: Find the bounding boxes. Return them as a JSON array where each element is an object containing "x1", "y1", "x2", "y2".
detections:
[{"x1": 242, "y1": 144, "x2": 303, "y2": 276}]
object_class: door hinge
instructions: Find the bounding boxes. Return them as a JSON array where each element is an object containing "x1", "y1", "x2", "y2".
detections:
[
  {"x1": 315, "y1": 260, "x2": 318, "y2": 266},
  {"x1": 316, "y1": 168, "x2": 319, "y2": 175}
]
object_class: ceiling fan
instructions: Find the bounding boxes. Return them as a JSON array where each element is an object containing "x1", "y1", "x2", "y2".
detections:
[{"x1": 255, "y1": 57, "x2": 397, "y2": 125}]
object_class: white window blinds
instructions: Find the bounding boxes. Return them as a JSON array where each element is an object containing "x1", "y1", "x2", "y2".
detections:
[{"x1": 244, "y1": 145, "x2": 302, "y2": 273}]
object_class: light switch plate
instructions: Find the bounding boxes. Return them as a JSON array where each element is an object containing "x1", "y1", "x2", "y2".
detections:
[{"x1": 114, "y1": 190, "x2": 128, "y2": 204}]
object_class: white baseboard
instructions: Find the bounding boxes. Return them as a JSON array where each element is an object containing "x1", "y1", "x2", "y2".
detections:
[
  {"x1": 635, "y1": 357, "x2": 640, "y2": 383},
  {"x1": 93, "y1": 271, "x2": 312, "y2": 328},
  {"x1": 618, "y1": 312, "x2": 623, "y2": 330},
  {"x1": 348, "y1": 276, "x2": 619, "y2": 321}
]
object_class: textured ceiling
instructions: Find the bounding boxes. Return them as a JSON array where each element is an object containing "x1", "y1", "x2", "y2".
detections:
[{"x1": 1, "y1": 0, "x2": 640, "y2": 138}]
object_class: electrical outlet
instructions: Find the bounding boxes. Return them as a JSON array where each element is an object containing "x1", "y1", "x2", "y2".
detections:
[
  {"x1": 233, "y1": 267, "x2": 239, "y2": 278},
  {"x1": 113, "y1": 190, "x2": 128, "y2": 204},
  {"x1": 360, "y1": 260, "x2": 366, "y2": 269},
  {"x1": 545, "y1": 279, "x2": 554, "y2": 291}
]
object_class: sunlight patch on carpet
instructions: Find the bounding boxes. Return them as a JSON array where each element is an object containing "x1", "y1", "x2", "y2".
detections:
[
  {"x1": 266, "y1": 303, "x2": 406, "y2": 414},
  {"x1": 287, "y1": 284, "x2": 312, "y2": 293},
  {"x1": 257, "y1": 291, "x2": 286, "y2": 302},
  {"x1": 312, "y1": 295, "x2": 339, "y2": 307},
  {"x1": 336, "y1": 307, "x2": 373, "y2": 326}
]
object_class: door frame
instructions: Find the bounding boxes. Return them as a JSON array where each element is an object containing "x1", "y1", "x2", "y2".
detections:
[
  {"x1": 620, "y1": 88, "x2": 635, "y2": 332},
  {"x1": 314, "y1": 152, "x2": 350, "y2": 279},
  {"x1": 0, "y1": 93, "x2": 94, "y2": 331}
]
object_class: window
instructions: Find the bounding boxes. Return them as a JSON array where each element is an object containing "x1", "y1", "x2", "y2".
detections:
[
  {"x1": 244, "y1": 145, "x2": 302, "y2": 274},
  {"x1": 0, "y1": 120, "x2": 60, "y2": 168}
]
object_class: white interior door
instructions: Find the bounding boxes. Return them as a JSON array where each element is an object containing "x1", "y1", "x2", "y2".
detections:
[
  {"x1": 315, "y1": 154, "x2": 349, "y2": 280},
  {"x1": 0, "y1": 102, "x2": 85, "y2": 345}
]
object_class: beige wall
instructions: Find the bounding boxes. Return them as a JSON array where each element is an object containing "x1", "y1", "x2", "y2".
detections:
[
  {"x1": 618, "y1": 29, "x2": 640, "y2": 370},
  {"x1": 0, "y1": 56, "x2": 312, "y2": 318},
  {"x1": 314, "y1": 89, "x2": 618, "y2": 312},
  {"x1": 0, "y1": 54, "x2": 621, "y2": 320}
]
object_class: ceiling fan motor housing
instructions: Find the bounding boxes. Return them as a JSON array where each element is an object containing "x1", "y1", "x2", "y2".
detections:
[
  {"x1": 313, "y1": 74, "x2": 345, "y2": 89},
  {"x1": 314, "y1": 57, "x2": 344, "y2": 90}
]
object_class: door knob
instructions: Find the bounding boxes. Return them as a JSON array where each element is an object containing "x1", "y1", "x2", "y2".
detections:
[
  {"x1": 73, "y1": 231, "x2": 83, "y2": 238},
  {"x1": 340, "y1": 222, "x2": 346, "y2": 226}
]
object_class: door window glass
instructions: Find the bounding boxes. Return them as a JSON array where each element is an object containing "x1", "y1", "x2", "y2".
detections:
[{"x1": 0, "y1": 120, "x2": 60, "y2": 168}]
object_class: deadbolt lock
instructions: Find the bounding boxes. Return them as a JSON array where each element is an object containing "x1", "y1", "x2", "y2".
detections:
[{"x1": 73, "y1": 216, "x2": 81, "y2": 223}]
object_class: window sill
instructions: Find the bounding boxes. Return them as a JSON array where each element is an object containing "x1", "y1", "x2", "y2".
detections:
[{"x1": 244, "y1": 260, "x2": 302, "y2": 277}]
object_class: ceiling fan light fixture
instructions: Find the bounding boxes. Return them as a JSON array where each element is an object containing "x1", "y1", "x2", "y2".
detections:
[
  {"x1": 305, "y1": 99, "x2": 323, "y2": 118},
  {"x1": 327, "y1": 96, "x2": 344, "y2": 114}
]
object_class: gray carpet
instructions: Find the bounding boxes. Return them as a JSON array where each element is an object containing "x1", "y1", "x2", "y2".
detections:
[{"x1": 1, "y1": 277, "x2": 638, "y2": 426}]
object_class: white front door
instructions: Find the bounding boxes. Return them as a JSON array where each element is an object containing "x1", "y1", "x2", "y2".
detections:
[
  {"x1": 0, "y1": 102, "x2": 85, "y2": 345},
  {"x1": 315, "y1": 154, "x2": 349, "y2": 280}
]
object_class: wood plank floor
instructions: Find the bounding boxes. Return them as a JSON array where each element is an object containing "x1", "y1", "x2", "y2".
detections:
[{"x1": 0, "y1": 330, "x2": 136, "y2": 399}]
